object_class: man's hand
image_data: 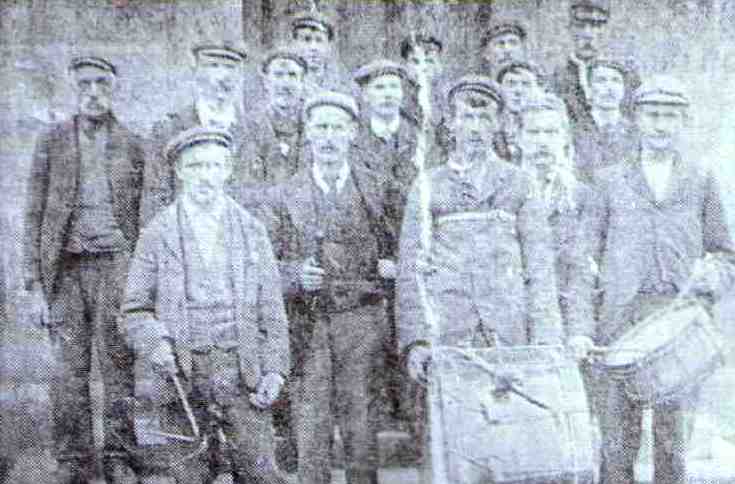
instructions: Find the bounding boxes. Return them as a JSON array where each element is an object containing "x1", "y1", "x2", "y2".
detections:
[
  {"x1": 301, "y1": 258, "x2": 325, "y2": 292},
  {"x1": 567, "y1": 335, "x2": 595, "y2": 361},
  {"x1": 24, "y1": 288, "x2": 49, "y2": 328},
  {"x1": 149, "y1": 341, "x2": 176, "y2": 373},
  {"x1": 378, "y1": 259, "x2": 397, "y2": 280},
  {"x1": 688, "y1": 256, "x2": 724, "y2": 298},
  {"x1": 249, "y1": 372, "x2": 284, "y2": 409},
  {"x1": 407, "y1": 346, "x2": 432, "y2": 385}
]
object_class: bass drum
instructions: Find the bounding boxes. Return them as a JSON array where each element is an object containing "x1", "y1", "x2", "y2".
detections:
[
  {"x1": 432, "y1": 345, "x2": 595, "y2": 484},
  {"x1": 599, "y1": 299, "x2": 726, "y2": 406}
]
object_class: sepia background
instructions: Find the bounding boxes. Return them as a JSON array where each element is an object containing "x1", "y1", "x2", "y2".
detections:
[{"x1": 2, "y1": 1, "x2": 735, "y2": 482}]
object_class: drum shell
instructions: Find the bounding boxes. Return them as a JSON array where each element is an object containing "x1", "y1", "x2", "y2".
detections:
[
  {"x1": 433, "y1": 345, "x2": 594, "y2": 484},
  {"x1": 600, "y1": 302, "x2": 726, "y2": 407}
]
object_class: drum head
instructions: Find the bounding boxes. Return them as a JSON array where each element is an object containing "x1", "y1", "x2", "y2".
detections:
[{"x1": 604, "y1": 304, "x2": 704, "y2": 367}]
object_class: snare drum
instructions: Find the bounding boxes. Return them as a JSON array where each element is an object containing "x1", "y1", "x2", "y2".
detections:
[
  {"x1": 432, "y1": 345, "x2": 594, "y2": 484},
  {"x1": 599, "y1": 299, "x2": 725, "y2": 406}
]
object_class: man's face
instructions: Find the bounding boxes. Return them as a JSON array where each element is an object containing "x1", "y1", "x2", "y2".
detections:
[
  {"x1": 519, "y1": 109, "x2": 568, "y2": 178},
  {"x1": 501, "y1": 68, "x2": 539, "y2": 113},
  {"x1": 364, "y1": 73, "x2": 404, "y2": 119},
  {"x1": 483, "y1": 32, "x2": 524, "y2": 65},
  {"x1": 74, "y1": 66, "x2": 115, "y2": 118},
  {"x1": 451, "y1": 96, "x2": 500, "y2": 156},
  {"x1": 175, "y1": 143, "x2": 232, "y2": 207},
  {"x1": 589, "y1": 65, "x2": 625, "y2": 110},
  {"x1": 636, "y1": 104, "x2": 685, "y2": 152},
  {"x1": 306, "y1": 105, "x2": 356, "y2": 169},
  {"x1": 264, "y1": 58, "x2": 305, "y2": 109},
  {"x1": 195, "y1": 58, "x2": 241, "y2": 107},
  {"x1": 294, "y1": 27, "x2": 331, "y2": 69},
  {"x1": 406, "y1": 44, "x2": 442, "y2": 82},
  {"x1": 571, "y1": 20, "x2": 605, "y2": 61}
]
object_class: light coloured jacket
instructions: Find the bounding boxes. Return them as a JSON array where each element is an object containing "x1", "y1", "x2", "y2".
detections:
[{"x1": 397, "y1": 161, "x2": 563, "y2": 351}]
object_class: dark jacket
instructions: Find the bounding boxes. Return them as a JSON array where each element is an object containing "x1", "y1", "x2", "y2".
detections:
[
  {"x1": 261, "y1": 162, "x2": 393, "y2": 370},
  {"x1": 552, "y1": 58, "x2": 594, "y2": 128},
  {"x1": 24, "y1": 115, "x2": 145, "y2": 297}
]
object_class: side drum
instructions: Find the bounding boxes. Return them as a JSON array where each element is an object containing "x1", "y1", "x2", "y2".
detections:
[
  {"x1": 598, "y1": 299, "x2": 726, "y2": 406},
  {"x1": 432, "y1": 345, "x2": 595, "y2": 484}
]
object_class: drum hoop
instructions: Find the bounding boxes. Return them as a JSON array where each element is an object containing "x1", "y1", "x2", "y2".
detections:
[
  {"x1": 601, "y1": 299, "x2": 716, "y2": 371},
  {"x1": 623, "y1": 352, "x2": 726, "y2": 406}
]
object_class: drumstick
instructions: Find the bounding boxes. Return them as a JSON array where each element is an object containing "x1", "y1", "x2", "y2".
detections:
[{"x1": 588, "y1": 345, "x2": 646, "y2": 355}]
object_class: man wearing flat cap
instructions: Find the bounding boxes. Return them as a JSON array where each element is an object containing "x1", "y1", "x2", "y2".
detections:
[
  {"x1": 397, "y1": 76, "x2": 562, "y2": 482},
  {"x1": 495, "y1": 60, "x2": 546, "y2": 164},
  {"x1": 479, "y1": 19, "x2": 528, "y2": 74},
  {"x1": 23, "y1": 55, "x2": 145, "y2": 483},
  {"x1": 290, "y1": 8, "x2": 353, "y2": 97},
  {"x1": 552, "y1": 0, "x2": 611, "y2": 127},
  {"x1": 122, "y1": 128, "x2": 290, "y2": 484},
  {"x1": 141, "y1": 42, "x2": 250, "y2": 226},
  {"x1": 583, "y1": 76, "x2": 735, "y2": 484},
  {"x1": 574, "y1": 56, "x2": 640, "y2": 184},
  {"x1": 261, "y1": 91, "x2": 394, "y2": 484},
  {"x1": 240, "y1": 46, "x2": 309, "y2": 209}
]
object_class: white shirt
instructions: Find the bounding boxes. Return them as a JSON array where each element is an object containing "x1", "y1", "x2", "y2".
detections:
[
  {"x1": 641, "y1": 149, "x2": 674, "y2": 202},
  {"x1": 370, "y1": 115, "x2": 401, "y2": 141},
  {"x1": 312, "y1": 161, "x2": 351, "y2": 195},
  {"x1": 182, "y1": 193, "x2": 227, "y2": 267},
  {"x1": 196, "y1": 100, "x2": 238, "y2": 131},
  {"x1": 591, "y1": 108, "x2": 622, "y2": 131}
]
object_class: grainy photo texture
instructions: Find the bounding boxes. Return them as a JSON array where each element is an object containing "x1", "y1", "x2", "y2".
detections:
[{"x1": 2, "y1": 1, "x2": 735, "y2": 483}]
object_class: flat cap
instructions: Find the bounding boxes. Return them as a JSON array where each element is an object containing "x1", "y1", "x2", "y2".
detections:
[
  {"x1": 192, "y1": 43, "x2": 247, "y2": 64},
  {"x1": 399, "y1": 33, "x2": 443, "y2": 59},
  {"x1": 481, "y1": 21, "x2": 527, "y2": 47},
  {"x1": 164, "y1": 127, "x2": 232, "y2": 163},
  {"x1": 291, "y1": 10, "x2": 336, "y2": 41},
  {"x1": 353, "y1": 59, "x2": 416, "y2": 87},
  {"x1": 260, "y1": 45, "x2": 308, "y2": 74},
  {"x1": 446, "y1": 75, "x2": 505, "y2": 111},
  {"x1": 303, "y1": 91, "x2": 359, "y2": 121},
  {"x1": 633, "y1": 75, "x2": 690, "y2": 107},
  {"x1": 495, "y1": 60, "x2": 545, "y2": 84},
  {"x1": 69, "y1": 56, "x2": 117, "y2": 76},
  {"x1": 571, "y1": 0, "x2": 610, "y2": 24},
  {"x1": 587, "y1": 56, "x2": 641, "y2": 89}
]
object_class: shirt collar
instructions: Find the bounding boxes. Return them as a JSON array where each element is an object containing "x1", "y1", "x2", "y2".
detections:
[
  {"x1": 641, "y1": 147, "x2": 676, "y2": 166},
  {"x1": 447, "y1": 151, "x2": 497, "y2": 179},
  {"x1": 312, "y1": 160, "x2": 351, "y2": 195},
  {"x1": 196, "y1": 99, "x2": 239, "y2": 130},
  {"x1": 590, "y1": 108, "x2": 622, "y2": 130},
  {"x1": 369, "y1": 115, "x2": 401, "y2": 141}
]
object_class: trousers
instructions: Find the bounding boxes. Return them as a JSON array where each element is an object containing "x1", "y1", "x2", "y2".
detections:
[
  {"x1": 597, "y1": 293, "x2": 699, "y2": 484},
  {"x1": 142, "y1": 348, "x2": 290, "y2": 484},
  {"x1": 50, "y1": 252, "x2": 137, "y2": 469},
  {"x1": 293, "y1": 302, "x2": 385, "y2": 484}
]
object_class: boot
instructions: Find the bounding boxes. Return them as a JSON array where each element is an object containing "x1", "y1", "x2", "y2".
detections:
[{"x1": 345, "y1": 467, "x2": 379, "y2": 484}]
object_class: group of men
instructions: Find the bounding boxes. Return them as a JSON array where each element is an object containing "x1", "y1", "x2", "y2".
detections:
[{"x1": 14, "y1": 1, "x2": 735, "y2": 484}]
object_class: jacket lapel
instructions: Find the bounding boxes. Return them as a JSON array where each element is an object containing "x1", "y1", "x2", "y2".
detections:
[
  {"x1": 656, "y1": 154, "x2": 688, "y2": 208},
  {"x1": 285, "y1": 170, "x2": 319, "y2": 237},
  {"x1": 159, "y1": 203, "x2": 185, "y2": 265},
  {"x1": 624, "y1": 160, "x2": 658, "y2": 207},
  {"x1": 55, "y1": 118, "x2": 81, "y2": 212}
]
